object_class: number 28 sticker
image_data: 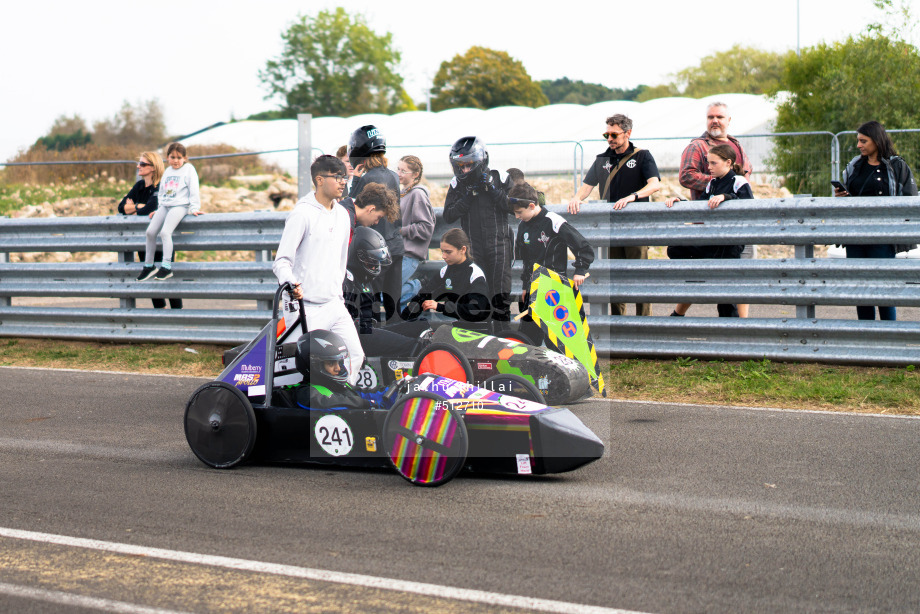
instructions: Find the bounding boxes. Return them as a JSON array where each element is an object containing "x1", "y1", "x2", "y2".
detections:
[
  {"x1": 354, "y1": 364, "x2": 379, "y2": 390},
  {"x1": 314, "y1": 415, "x2": 354, "y2": 456}
]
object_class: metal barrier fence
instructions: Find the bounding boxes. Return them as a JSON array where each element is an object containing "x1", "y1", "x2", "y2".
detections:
[{"x1": 2, "y1": 197, "x2": 920, "y2": 364}]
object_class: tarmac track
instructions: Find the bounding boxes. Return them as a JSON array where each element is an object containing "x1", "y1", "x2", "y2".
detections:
[{"x1": 1, "y1": 367, "x2": 919, "y2": 614}]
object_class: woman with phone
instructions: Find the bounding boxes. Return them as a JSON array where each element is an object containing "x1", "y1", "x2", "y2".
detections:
[{"x1": 835, "y1": 120, "x2": 918, "y2": 321}]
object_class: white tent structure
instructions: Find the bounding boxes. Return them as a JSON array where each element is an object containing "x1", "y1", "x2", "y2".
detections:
[{"x1": 183, "y1": 94, "x2": 778, "y2": 180}]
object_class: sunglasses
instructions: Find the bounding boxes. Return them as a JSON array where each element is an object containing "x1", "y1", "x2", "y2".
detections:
[
  {"x1": 137, "y1": 162, "x2": 152, "y2": 167},
  {"x1": 603, "y1": 131, "x2": 626, "y2": 139}
]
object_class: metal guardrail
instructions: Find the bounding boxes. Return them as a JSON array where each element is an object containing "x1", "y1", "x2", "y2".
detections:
[{"x1": 2, "y1": 197, "x2": 920, "y2": 364}]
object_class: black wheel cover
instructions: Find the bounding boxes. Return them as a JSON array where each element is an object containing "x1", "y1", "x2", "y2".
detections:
[
  {"x1": 382, "y1": 391, "x2": 468, "y2": 487},
  {"x1": 495, "y1": 328, "x2": 534, "y2": 346},
  {"x1": 184, "y1": 381, "x2": 257, "y2": 468},
  {"x1": 482, "y1": 373, "x2": 544, "y2": 403}
]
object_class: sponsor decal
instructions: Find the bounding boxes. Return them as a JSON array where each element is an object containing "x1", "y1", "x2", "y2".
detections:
[
  {"x1": 365, "y1": 437, "x2": 377, "y2": 453},
  {"x1": 394, "y1": 368, "x2": 404, "y2": 380},
  {"x1": 387, "y1": 360, "x2": 415, "y2": 370},
  {"x1": 516, "y1": 454, "x2": 533, "y2": 475},
  {"x1": 366, "y1": 128, "x2": 379, "y2": 138},
  {"x1": 240, "y1": 364, "x2": 261, "y2": 373},
  {"x1": 233, "y1": 373, "x2": 261, "y2": 387},
  {"x1": 538, "y1": 375, "x2": 550, "y2": 390},
  {"x1": 477, "y1": 362, "x2": 494, "y2": 371},
  {"x1": 314, "y1": 415, "x2": 354, "y2": 457}
]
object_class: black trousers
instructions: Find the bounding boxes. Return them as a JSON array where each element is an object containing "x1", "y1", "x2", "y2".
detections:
[{"x1": 138, "y1": 250, "x2": 182, "y2": 309}]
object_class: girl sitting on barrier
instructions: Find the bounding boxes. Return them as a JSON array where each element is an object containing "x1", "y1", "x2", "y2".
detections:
[
  {"x1": 664, "y1": 144, "x2": 753, "y2": 318},
  {"x1": 136, "y1": 142, "x2": 203, "y2": 282}
]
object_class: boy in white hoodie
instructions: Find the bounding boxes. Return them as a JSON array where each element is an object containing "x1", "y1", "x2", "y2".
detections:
[{"x1": 273, "y1": 155, "x2": 364, "y2": 385}]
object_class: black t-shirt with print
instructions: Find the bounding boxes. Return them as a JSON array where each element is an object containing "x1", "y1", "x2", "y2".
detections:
[{"x1": 583, "y1": 142, "x2": 660, "y2": 202}]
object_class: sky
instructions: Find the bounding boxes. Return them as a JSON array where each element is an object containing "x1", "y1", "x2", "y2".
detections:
[{"x1": 0, "y1": 0, "x2": 909, "y2": 162}]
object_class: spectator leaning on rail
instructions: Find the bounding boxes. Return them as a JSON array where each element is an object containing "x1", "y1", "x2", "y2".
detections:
[
  {"x1": 834, "y1": 120, "x2": 918, "y2": 321},
  {"x1": 273, "y1": 155, "x2": 364, "y2": 385},
  {"x1": 397, "y1": 155, "x2": 435, "y2": 312},
  {"x1": 118, "y1": 151, "x2": 181, "y2": 309},
  {"x1": 567, "y1": 114, "x2": 661, "y2": 317},
  {"x1": 679, "y1": 101, "x2": 755, "y2": 317},
  {"x1": 135, "y1": 142, "x2": 202, "y2": 282},
  {"x1": 444, "y1": 136, "x2": 513, "y2": 322},
  {"x1": 347, "y1": 125, "x2": 405, "y2": 324},
  {"x1": 666, "y1": 144, "x2": 753, "y2": 318}
]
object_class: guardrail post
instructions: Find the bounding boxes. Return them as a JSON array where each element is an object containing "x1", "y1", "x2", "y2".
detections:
[
  {"x1": 255, "y1": 249, "x2": 273, "y2": 311},
  {"x1": 117, "y1": 251, "x2": 136, "y2": 309},
  {"x1": 298, "y1": 114, "x2": 313, "y2": 200},
  {"x1": 0, "y1": 252, "x2": 8, "y2": 307},
  {"x1": 794, "y1": 244, "x2": 815, "y2": 319}
]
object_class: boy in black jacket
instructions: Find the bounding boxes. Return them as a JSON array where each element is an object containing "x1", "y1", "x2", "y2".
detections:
[{"x1": 510, "y1": 182, "x2": 594, "y2": 346}]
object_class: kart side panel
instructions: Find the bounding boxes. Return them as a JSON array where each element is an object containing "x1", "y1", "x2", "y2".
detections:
[{"x1": 432, "y1": 326, "x2": 592, "y2": 405}]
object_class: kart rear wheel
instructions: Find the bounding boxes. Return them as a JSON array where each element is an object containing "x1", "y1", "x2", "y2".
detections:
[
  {"x1": 382, "y1": 391, "x2": 468, "y2": 487},
  {"x1": 482, "y1": 373, "x2": 544, "y2": 403},
  {"x1": 184, "y1": 381, "x2": 257, "y2": 469},
  {"x1": 413, "y1": 343, "x2": 473, "y2": 384}
]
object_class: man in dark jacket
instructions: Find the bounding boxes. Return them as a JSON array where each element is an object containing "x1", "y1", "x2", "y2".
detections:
[{"x1": 443, "y1": 136, "x2": 512, "y2": 322}]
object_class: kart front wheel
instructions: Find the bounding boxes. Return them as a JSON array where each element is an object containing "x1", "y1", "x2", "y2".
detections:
[
  {"x1": 412, "y1": 343, "x2": 473, "y2": 384},
  {"x1": 382, "y1": 391, "x2": 468, "y2": 487},
  {"x1": 184, "y1": 381, "x2": 257, "y2": 469},
  {"x1": 482, "y1": 373, "x2": 544, "y2": 403}
]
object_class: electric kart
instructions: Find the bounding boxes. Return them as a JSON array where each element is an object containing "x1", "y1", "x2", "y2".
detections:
[{"x1": 187, "y1": 284, "x2": 604, "y2": 487}]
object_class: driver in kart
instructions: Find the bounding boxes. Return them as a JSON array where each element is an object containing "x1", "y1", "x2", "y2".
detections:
[
  {"x1": 345, "y1": 226, "x2": 432, "y2": 357},
  {"x1": 293, "y1": 330, "x2": 377, "y2": 410}
]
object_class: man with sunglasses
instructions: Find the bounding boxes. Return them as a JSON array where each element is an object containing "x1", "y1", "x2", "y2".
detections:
[
  {"x1": 567, "y1": 114, "x2": 661, "y2": 317},
  {"x1": 273, "y1": 155, "x2": 364, "y2": 385}
]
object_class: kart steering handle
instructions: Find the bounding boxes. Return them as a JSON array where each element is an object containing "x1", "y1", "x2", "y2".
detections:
[{"x1": 272, "y1": 282, "x2": 307, "y2": 327}]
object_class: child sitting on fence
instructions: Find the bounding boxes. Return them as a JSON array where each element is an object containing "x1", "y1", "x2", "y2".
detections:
[{"x1": 136, "y1": 142, "x2": 203, "y2": 281}]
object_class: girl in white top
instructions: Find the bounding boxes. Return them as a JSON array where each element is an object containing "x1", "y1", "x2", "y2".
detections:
[{"x1": 136, "y1": 142, "x2": 203, "y2": 281}]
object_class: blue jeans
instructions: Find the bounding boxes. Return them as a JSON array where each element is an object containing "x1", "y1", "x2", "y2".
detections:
[
  {"x1": 845, "y1": 244, "x2": 897, "y2": 320},
  {"x1": 400, "y1": 255, "x2": 423, "y2": 312}
]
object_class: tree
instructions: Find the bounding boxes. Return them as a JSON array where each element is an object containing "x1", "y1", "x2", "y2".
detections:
[
  {"x1": 35, "y1": 115, "x2": 92, "y2": 151},
  {"x1": 92, "y1": 99, "x2": 167, "y2": 146},
  {"x1": 675, "y1": 45, "x2": 791, "y2": 97},
  {"x1": 770, "y1": 34, "x2": 920, "y2": 195},
  {"x1": 635, "y1": 83, "x2": 681, "y2": 102},
  {"x1": 430, "y1": 46, "x2": 548, "y2": 111},
  {"x1": 539, "y1": 78, "x2": 643, "y2": 105},
  {"x1": 259, "y1": 8, "x2": 413, "y2": 117}
]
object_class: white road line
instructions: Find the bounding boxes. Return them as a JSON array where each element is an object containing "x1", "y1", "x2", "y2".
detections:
[
  {"x1": 0, "y1": 527, "x2": 652, "y2": 614},
  {"x1": 0, "y1": 581, "x2": 192, "y2": 614}
]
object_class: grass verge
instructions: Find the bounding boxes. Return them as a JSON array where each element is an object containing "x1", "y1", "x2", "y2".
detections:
[
  {"x1": 607, "y1": 357, "x2": 919, "y2": 415},
  {"x1": 0, "y1": 338, "x2": 916, "y2": 415}
]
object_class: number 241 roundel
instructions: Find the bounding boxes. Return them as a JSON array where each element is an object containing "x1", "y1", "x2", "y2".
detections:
[{"x1": 314, "y1": 415, "x2": 354, "y2": 456}]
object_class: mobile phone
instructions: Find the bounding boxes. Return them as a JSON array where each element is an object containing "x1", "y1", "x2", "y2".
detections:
[{"x1": 831, "y1": 180, "x2": 846, "y2": 191}]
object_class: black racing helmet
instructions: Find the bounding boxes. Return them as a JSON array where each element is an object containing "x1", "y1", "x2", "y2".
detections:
[
  {"x1": 349, "y1": 226, "x2": 392, "y2": 279},
  {"x1": 347, "y1": 125, "x2": 386, "y2": 168},
  {"x1": 449, "y1": 136, "x2": 489, "y2": 185},
  {"x1": 295, "y1": 330, "x2": 350, "y2": 384}
]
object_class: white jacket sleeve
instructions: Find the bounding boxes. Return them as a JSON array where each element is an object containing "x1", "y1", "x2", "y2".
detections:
[
  {"x1": 272, "y1": 211, "x2": 307, "y2": 286},
  {"x1": 186, "y1": 165, "x2": 201, "y2": 214}
]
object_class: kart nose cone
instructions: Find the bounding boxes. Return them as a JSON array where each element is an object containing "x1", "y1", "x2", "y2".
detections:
[{"x1": 531, "y1": 408, "x2": 605, "y2": 474}]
